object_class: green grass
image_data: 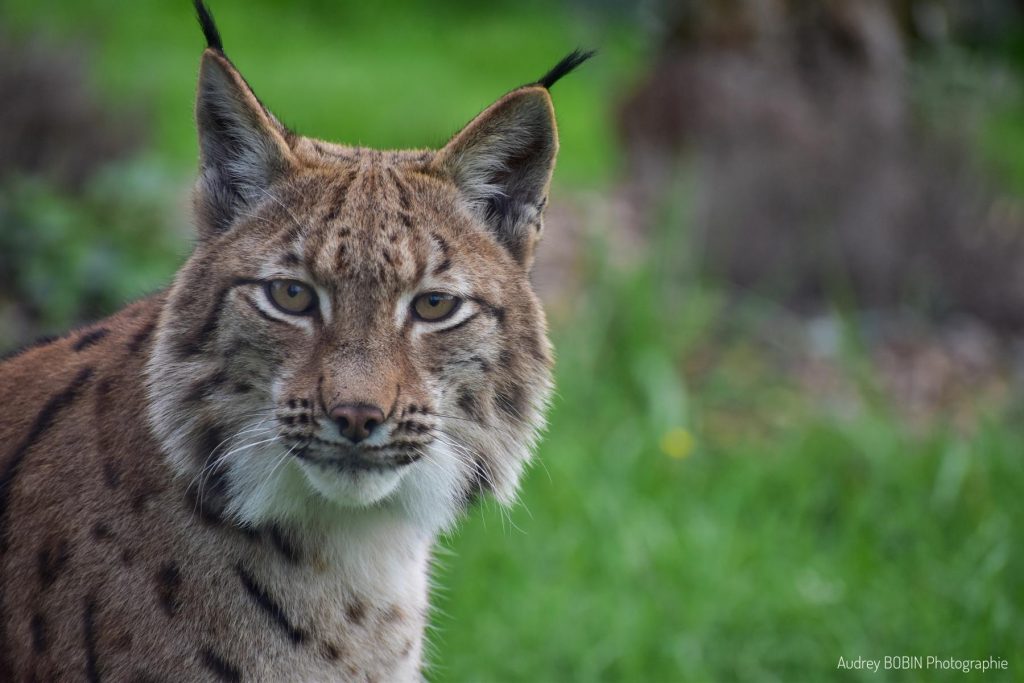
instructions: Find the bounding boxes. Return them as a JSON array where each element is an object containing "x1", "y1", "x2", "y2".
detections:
[{"x1": 431, "y1": 256, "x2": 1024, "y2": 682}]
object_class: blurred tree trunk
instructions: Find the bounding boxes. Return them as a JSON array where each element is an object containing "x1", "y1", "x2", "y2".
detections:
[{"x1": 618, "y1": 0, "x2": 1024, "y2": 331}]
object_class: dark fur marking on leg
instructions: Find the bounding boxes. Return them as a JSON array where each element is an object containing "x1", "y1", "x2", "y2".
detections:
[
  {"x1": 83, "y1": 597, "x2": 101, "y2": 683},
  {"x1": 156, "y1": 561, "x2": 182, "y2": 617},
  {"x1": 37, "y1": 539, "x2": 71, "y2": 589},
  {"x1": 30, "y1": 613, "x2": 47, "y2": 653},
  {"x1": 131, "y1": 672, "x2": 165, "y2": 683},
  {"x1": 200, "y1": 647, "x2": 242, "y2": 683},
  {"x1": 235, "y1": 563, "x2": 309, "y2": 644},
  {"x1": 73, "y1": 328, "x2": 110, "y2": 352},
  {"x1": 102, "y1": 460, "x2": 121, "y2": 489}
]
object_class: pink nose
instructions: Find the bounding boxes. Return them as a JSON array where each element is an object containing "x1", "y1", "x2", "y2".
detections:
[{"x1": 330, "y1": 403, "x2": 385, "y2": 443}]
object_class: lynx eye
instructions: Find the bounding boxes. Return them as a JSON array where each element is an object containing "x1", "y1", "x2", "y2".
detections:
[
  {"x1": 412, "y1": 292, "x2": 460, "y2": 322},
  {"x1": 266, "y1": 279, "x2": 317, "y2": 315}
]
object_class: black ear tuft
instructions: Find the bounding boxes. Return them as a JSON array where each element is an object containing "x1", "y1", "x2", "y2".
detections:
[
  {"x1": 194, "y1": 0, "x2": 224, "y2": 53},
  {"x1": 536, "y1": 49, "x2": 595, "y2": 89}
]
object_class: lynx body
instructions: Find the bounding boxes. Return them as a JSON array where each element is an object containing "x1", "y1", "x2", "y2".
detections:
[{"x1": 0, "y1": 3, "x2": 589, "y2": 679}]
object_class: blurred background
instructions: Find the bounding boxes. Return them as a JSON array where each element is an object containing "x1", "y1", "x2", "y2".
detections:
[{"x1": 1, "y1": 0, "x2": 1023, "y2": 679}]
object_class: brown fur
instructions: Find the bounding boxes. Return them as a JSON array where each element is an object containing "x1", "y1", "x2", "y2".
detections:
[{"x1": 0, "y1": 5, "x2": 587, "y2": 680}]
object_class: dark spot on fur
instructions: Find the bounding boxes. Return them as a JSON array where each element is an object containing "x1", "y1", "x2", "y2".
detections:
[
  {"x1": 266, "y1": 525, "x2": 301, "y2": 565},
  {"x1": 30, "y1": 613, "x2": 47, "y2": 653},
  {"x1": 102, "y1": 460, "x2": 121, "y2": 489},
  {"x1": 83, "y1": 597, "x2": 101, "y2": 682},
  {"x1": 131, "y1": 480, "x2": 162, "y2": 513},
  {"x1": 127, "y1": 321, "x2": 157, "y2": 355},
  {"x1": 131, "y1": 671, "x2": 164, "y2": 683},
  {"x1": 110, "y1": 627, "x2": 133, "y2": 652},
  {"x1": 345, "y1": 600, "x2": 366, "y2": 625},
  {"x1": 38, "y1": 538, "x2": 71, "y2": 589},
  {"x1": 200, "y1": 647, "x2": 242, "y2": 683},
  {"x1": 73, "y1": 328, "x2": 110, "y2": 352},
  {"x1": 156, "y1": 561, "x2": 182, "y2": 617},
  {"x1": 92, "y1": 522, "x2": 114, "y2": 541}
]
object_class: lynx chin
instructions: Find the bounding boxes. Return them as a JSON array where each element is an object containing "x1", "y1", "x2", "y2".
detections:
[{"x1": 0, "y1": 1, "x2": 591, "y2": 680}]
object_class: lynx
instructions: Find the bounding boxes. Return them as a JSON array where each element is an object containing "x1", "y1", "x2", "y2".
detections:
[{"x1": 0, "y1": 2, "x2": 590, "y2": 679}]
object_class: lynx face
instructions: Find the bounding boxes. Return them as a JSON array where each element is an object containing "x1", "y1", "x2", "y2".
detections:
[{"x1": 145, "y1": 39, "x2": 582, "y2": 534}]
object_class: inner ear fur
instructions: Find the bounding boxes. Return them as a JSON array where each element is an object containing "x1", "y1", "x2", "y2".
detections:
[
  {"x1": 194, "y1": 49, "x2": 295, "y2": 238},
  {"x1": 433, "y1": 86, "x2": 559, "y2": 265}
]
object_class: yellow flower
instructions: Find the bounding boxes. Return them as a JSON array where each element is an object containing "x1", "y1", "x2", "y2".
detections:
[{"x1": 660, "y1": 427, "x2": 695, "y2": 459}]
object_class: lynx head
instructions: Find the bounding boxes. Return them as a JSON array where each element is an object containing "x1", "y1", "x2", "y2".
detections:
[{"x1": 146, "y1": 2, "x2": 591, "y2": 534}]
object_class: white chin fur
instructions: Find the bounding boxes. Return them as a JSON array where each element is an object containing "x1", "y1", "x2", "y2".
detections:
[
  {"x1": 298, "y1": 460, "x2": 406, "y2": 508},
  {"x1": 221, "y1": 436, "x2": 467, "y2": 535}
]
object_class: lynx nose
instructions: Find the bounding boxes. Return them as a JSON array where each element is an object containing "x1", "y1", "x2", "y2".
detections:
[{"x1": 330, "y1": 403, "x2": 385, "y2": 443}]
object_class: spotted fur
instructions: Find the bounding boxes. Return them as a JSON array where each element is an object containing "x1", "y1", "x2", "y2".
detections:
[{"x1": 0, "y1": 2, "x2": 589, "y2": 679}]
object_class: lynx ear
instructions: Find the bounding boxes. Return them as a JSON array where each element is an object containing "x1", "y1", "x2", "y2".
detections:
[
  {"x1": 194, "y1": 48, "x2": 294, "y2": 237},
  {"x1": 434, "y1": 87, "x2": 558, "y2": 265},
  {"x1": 434, "y1": 50, "x2": 593, "y2": 265}
]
